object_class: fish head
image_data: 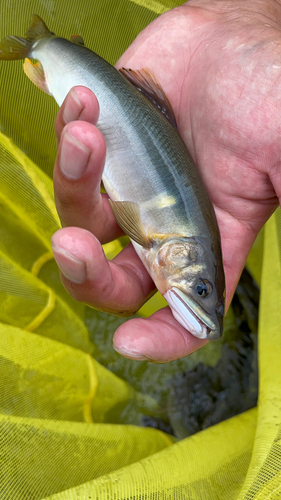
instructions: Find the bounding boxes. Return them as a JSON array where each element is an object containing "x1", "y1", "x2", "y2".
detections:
[{"x1": 147, "y1": 237, "x2": 225, "y2": 341}]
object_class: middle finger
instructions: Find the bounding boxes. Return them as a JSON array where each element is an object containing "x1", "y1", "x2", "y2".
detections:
[{"x1": 54, "y1": 120, "x2": 124, "y2": 243}]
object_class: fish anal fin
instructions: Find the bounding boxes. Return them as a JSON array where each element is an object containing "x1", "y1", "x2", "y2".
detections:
[
  {"x1": 23, "y1": 58, "x2": 51, "y2": 95},
  {"x1": 119, "y1": 67, "x2": 177, "y2": 129},
  {"x1": 25, "y1": 14, "x2": 53, "y2": 42},
  {"x1": 109, "y1": 200, "x2": 152, "y2": 249},
  {"x1": 70, "y1": 34, "x2": 85, "y2": 45}
]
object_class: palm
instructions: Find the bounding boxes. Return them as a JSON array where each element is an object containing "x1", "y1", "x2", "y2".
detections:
[{"x1": 53, "y1": 0, "x2": 281, "y2": 362}]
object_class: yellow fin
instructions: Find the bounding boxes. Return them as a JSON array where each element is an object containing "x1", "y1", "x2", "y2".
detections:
[
  {"x1": 25, "y1": 14, "x2": 53, "y2": 41},
  {"x1": 0, "y1": 15, "x2": 52, "y2": 62},
  {"x1": 119, "y1": 68, "x2": 177, "y2": 129},
  {"x1": 70, "y1": 34, "x2": 85, "y2": 46},
  {"x1": 0, "y1": 36, "x2": 31, "y2": 60},
  {"x1": 23, "y1": 58, "x2": 51, "y2": 95},
  {"x1": 109, "y1": 200, "x2": 152, "y2": 249}
]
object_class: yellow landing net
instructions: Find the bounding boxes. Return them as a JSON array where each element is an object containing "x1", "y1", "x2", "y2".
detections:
[{"x1": 0, "y1": 1, "x2": 280, "y2": 499}]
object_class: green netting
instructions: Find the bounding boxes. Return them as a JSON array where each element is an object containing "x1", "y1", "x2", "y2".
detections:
[{"x1": 0, "y1": 1, "x2": 281, "y2": 499}]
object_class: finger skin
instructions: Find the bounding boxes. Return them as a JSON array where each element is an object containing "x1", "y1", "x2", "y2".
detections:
[
  {"x1": 113, "y1": 308, "x2": 208, "y2": 363},
  {"x1": 51, "y1": 227, "x2": 155, "y2": 315},
  {"x1": 54, "y1": 117, "x2": 124, "y2": 243},
  {"x1": 54, "y1": 86, "x2": 100, "y2": 141},
  {"x1": 54, "y1": 86, "x2": 125, "y2": 242}
]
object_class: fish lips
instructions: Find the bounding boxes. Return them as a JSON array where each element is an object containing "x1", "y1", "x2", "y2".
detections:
[{"x1": 164, "y1": 287, "x2": 223, "y2": 341}]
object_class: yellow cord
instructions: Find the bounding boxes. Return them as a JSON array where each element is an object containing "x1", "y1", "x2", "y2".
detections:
[
  {"x1": 31, "y1": 251, "x2": 54, "y2": 276},
  {"x1": 128, "y1": 0, "x2": 168, "y2": 14},
  {"x1": 83, "y1": 355, "x2": 98, "y2": 423},
  {"x1": 30, "y1": 250, "x2": 97, "y2": 421},
  {"x1": 24, "y1": 252, "x2": 56, "y2": 332},
  {"x1": 25, "y1": 289, "x2": 56, "y2": 332}
]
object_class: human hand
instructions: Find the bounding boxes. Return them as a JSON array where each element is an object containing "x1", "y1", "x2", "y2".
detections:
[{"x1": 52, "y1": 0, "x2": 280, "y2": 362}]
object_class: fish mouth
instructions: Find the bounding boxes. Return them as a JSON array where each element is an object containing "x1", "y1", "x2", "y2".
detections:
[{"x1": 164, "y1": 287, "x2": 218, "y2": 340}]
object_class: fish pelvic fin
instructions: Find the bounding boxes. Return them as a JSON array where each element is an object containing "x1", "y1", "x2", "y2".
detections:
[
  {"x1": 109, "y1": 200, "x2": 152, "y2": 249},
  {"x1": 0, "y1": 15, "x2": 52, "y2": 61},
  {"x1": 0, "y1": 35, "x2": 31, "y2": 60},
  {"x1": 119, "y1": 68, "x2": 178, "y2": 129},
  {"x1": 23, "y1": 58, "x2": 51, "y2": 95},
  {"x1": 25, "y1": 14, "x2": 53, "y2": 42}
]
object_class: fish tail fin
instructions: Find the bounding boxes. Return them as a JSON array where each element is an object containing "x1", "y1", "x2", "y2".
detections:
[
  {"x1": 0, "y1": 14, "x2": 53, "y2": 61},
  {"x1": 25, "y1": 14, "x2": 53, "y2": 42},
  {"x1": 0, "y1": 35, "x2": 31, "y2": 60}
]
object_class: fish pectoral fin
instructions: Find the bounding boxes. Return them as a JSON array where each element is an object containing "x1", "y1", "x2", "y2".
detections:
[
  {"x1": 70, "y1": 34, "x2": 85, "y2": 45},
  {"x1": 23, "y1": 58, "x2": 51, "y2": 95},
  {"x1": 25, "y1": 14, "x2": 53, "y2": 41},
  {"x1": 119, "y1": 67, "x2": 177, "y2": 129},
  {"x1": 109, "y1": 200, "x2": 152, "y2": 249}
]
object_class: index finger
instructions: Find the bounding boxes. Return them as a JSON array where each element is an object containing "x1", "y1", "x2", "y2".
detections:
[{"x1": 54, "y1": 86, "x2": 100, "y2": 143}]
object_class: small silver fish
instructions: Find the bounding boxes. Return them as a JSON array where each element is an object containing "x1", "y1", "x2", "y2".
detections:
[{"x1": 0, "y1": 15, "x2": 225, "y2": 340}]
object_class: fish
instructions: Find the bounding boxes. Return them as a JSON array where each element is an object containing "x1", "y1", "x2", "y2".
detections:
[{"x1": 0, "y1": 14, "x2": 225, "y2": 340}]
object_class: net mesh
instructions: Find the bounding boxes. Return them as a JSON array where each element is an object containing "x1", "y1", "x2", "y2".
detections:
[{"x1": 0, "y1": 1, "x2": 280, "y2": 499}]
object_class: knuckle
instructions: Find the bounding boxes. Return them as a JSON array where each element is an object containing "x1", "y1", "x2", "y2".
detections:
[
  {"x1": 55, "y1": 181, "x2": 84, "y2": 210},
  {"x1": 64, "y1": 282, "x2": 84, "y2": 303}
]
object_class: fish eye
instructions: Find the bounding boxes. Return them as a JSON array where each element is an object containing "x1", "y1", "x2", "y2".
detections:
[{"x1": 196, "y1": 279, "x2": 213, "y2": 298}]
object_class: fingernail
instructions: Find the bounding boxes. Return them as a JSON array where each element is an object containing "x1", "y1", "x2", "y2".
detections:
[
  {"x1": 60, "y1": 131, "x2": 91, "y2": 180},
  {"x1": 52, "y1": 245, "x2": 87, "y2": 284},
  {"x1": 113, "y1": 345, "x2": 151, "y2": 361},
  {"x1": 63, "y1": 89, "x2": 83, "y2": 123}
]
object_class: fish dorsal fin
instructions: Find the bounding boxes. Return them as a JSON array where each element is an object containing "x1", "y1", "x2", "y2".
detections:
[
  {"x1": 70, "y1": 34, "x2": 84, "y2": 45},
  {"x1": 25, "y1": 14, "x2": 53, "y2": 42},
  {"x1": 109, "y1": 200, "x2": 152, "y2": 249},
  {"x1": 119, "y1": 67, "x2": 177, "y2": 129},
  {"x1": 23, "y1": 58, "x2": 51, "y2": 95}
]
